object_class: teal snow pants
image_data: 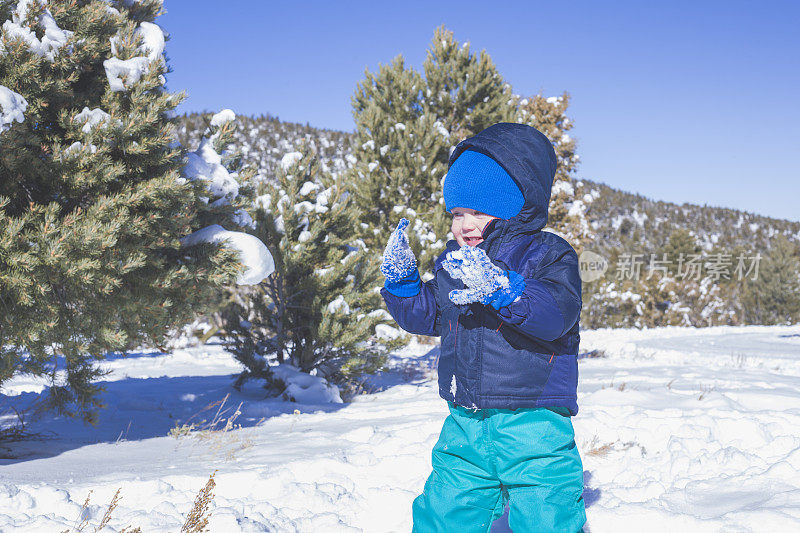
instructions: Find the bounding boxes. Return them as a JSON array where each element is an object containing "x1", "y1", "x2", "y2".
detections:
[{"x1": 412, "y1": 401, "x2": 586, "y2": 533}]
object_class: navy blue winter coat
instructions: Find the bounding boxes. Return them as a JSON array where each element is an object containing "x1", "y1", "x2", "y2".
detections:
[{"x1": 381, "y1": 123, "x2": 583, "y2": 415}]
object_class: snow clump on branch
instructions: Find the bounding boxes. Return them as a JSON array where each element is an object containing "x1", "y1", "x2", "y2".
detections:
[
  {"x1": 179, "y1": 224, "x2": 273, "y2": 285},
  {"x1": 1, "y1": 0, "x2": 73, "y2": 62},
  {"x1": 179, "y1": 109, "x2": 273, "y2": 285},
  {"x1": 104, "y1": 19, "x2": 166, "y2": 91},
  {"x1": 0, "y1": 85, "x2": 28, "y2": 133}
]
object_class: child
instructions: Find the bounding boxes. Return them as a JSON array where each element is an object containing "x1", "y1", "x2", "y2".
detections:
[{"x1": 380, "y1": 123, "x2": 586, "y2": 532}]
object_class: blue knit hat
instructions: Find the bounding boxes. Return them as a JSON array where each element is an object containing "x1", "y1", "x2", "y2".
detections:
[{"x1": 442, "y1": 149, "x2": 524, "y2": 220}]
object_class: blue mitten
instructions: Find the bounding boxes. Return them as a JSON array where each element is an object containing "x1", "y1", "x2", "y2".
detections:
[
  {"x1": 443, "y1": 246, "x2": 509, "y2": 305},
  {"x1": 381, "y1": 218, "x2": 421, "y2": 297},
  {"x1": 482, "y1": 270, "x2": 526, "y2": 309}
]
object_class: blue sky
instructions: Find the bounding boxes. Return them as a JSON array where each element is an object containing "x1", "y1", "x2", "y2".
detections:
[{"x1": 159, "y1": 1, "x2": 799, "y2": 222}]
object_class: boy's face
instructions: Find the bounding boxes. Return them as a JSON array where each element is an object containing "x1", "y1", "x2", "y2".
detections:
[{"x1": 451, "y1": 207, "x2": 498, "y2": 247}]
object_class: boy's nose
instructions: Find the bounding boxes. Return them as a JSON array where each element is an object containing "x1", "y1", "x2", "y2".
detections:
[{"x1": 463, "y1": 215, "x2": 478, "y2": 230}]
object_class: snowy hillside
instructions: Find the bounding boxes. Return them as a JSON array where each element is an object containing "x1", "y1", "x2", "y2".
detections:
[
  {"x1": 175, "y1": 113, "x2": 355, "y2": 181},
  {"x1": 580, "y1": 179, "x2": 800, "y2": 258},
  {"x1": 2, "y1": 325, "x2": 800, "y2": 531}
]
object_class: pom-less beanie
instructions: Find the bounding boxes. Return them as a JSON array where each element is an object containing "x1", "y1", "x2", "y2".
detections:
[{"x1": 442, "y1": 149, "x2": 524, "y2": 220}]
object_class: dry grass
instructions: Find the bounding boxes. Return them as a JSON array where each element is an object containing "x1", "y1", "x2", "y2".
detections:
[
  {"x1": 586, "y1": 442, "x2": 614, "y2": 457},
  {"x1": 61, "y1": 470, "x2": 219, "y2": 533},
  {"x1": 288, "y1": 408, "x2": 302, "y2": 432},
  {"x1": 181, "y1": 470, "x2": 218, "y2": 533},
  {"x1": 168, "y1": 393, "x2": 243, "y2": 438},
  {"x1": 584, "y1": 435, "x2": 614, "y2": 457},
  {"x1": 168, "y1": 393, "x2": 258, "y2": 461},
  {"x1": 600, "y1": 379, "x2": 629, "y2": 391},
  {"x1": 698, "y1": 384, "x2": 715, "y2": 400},
  {"x1": 60, "y1": 487, "x2": 141, "y2": 533},
  {"x1": 584, "y1": 435, "x2": 645, "y2": 458},
  {"x1": 730, "y1": 351, "x2": 748, "y2": 368}
]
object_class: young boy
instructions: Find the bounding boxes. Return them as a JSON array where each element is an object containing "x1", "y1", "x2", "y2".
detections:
[{"x1": 380, "y1": 123, "x2": 586, "y2": 532}]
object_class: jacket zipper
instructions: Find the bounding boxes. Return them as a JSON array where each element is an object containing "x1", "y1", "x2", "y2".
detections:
[{"x1": 449, "y1": 317, "x2": 459, "y2": 401}]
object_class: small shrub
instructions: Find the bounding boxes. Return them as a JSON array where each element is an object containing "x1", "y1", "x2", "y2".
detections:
[
  {"x1": 168, "y1": 393, "x2": 243, "y2": 439},
  {"x1": 61, "y1": 470, "x2": 219, "y2": 533},
  {"x1": 60, "y1": 487, "x2": 140, "y2": 533},
  {"x1": 181, "y1": 471, "x2": 218, "y2": 533},
  {"x1": 168, "y1": 394, "x2": 256, "y2": 461}
]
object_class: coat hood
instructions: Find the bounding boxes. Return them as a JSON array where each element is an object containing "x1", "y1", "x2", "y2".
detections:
[{"x1": 447, "y1": 123, "x2": 557, "y2": 238}]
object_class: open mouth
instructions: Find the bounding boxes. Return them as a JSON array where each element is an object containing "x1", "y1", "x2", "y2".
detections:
[{"x1": 464, "y1": 236, "x2": 483, "y2": 246}]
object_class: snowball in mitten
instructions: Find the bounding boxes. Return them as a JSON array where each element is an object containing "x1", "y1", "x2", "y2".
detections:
[{"x1": 442, "y1": 246, "x2": 509, "y2": 305}]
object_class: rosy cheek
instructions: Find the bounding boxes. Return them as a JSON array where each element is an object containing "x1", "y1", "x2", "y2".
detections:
[{"x1": 451, "y1": 221, "x2": 462, "y2": 243}]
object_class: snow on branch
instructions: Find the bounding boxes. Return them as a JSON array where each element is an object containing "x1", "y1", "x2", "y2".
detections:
[
  {"x1": 1, "y1": 0, "x2": 74, "y2": 62},
  {"x1": 182, "y1": 138, "x2": 240, "y2": 203},
  {"x1": 179, "y1": 109, "x2": 271, "y2": 285},
  {"x1": 180, "y1": 224, "x2": 274, "y2": 285},
  {"x1": 103, "y1": 56, "x2": 151, "y2": 92},
  {"x1": 209, "y1": 109, "x2": 235, "y2": 128},
  {"x1": 104, "y1": 19, "x2": 166, "y2": 92},
  {"x1": 0, "y1": 85, "x2": 28, "y2": 133},
  {"x1": 73, "y1": 107, "x2": 117, "y2": 133}
]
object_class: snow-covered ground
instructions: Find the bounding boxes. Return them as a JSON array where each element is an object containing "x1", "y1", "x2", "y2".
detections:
[{"x1": 2, "y1": 324, "x2": 800, "y2": 532}]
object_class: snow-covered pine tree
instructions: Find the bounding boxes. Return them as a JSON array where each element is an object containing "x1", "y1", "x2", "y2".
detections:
[
  {"x1": 740, "y1": 235, "x2": 800, "y2": 324},
  {"x1": 181, "y1": 108, "x2": 257, "y2": 235},
  {"x1": 581, "y1": 229, "x2": 744, "y2": 329},
  {"x1": 218, "y1": 145, "x2": 404, "y2": 400},
  {"x1": 0, "y1": 0, "x2": 245, "y2": 425},
  {"x1": 421, "y1": 26, "x2": 515, "y2": 142},
  {"x1": 349, "y1": 55, "x2": 445, "y2": 271},
  {"x1": 652, "y1": 231, "x2": 738, "y2": 327},
  {"x1": 350, "y1": 26, "x2": 518, "y2": 272},
  {"x1": 513, "y1": 92, "x2": 594, "y2": 248},
  {"x1": 350, "y1": 26, "x2": 589, "y2": 274}
]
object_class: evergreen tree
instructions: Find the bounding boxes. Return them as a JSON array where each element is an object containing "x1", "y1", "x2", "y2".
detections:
[
  {"x1": 349, "y1": 26, "x2": 517, "y2": 272},
  {"x1": 421, "y1": 26, "x2": 515, "y2": 141},
  {"x1": 740, "y1": 235, "x2": 800, "y2": 324},
  {"x1": 350, "y1": 25, "x2": 588, "y2": 275},
  {"x1": 659, "y1": 228, "x2": 702, "y2": 273},
  {"x1": 0, "y1": 0, "x2": 243, "y2": 424},
  {"x1": 349, "y1": 55, "x2": 447, "y2": 270},
  {"x1": 218, "y1": 145, "x2": 404, "y2": 400},
  {"x1": 654, "y1": 231, "x2": 727, "y2": 326},
  {"x1": 514, "y1": 92, "x2": 592, "y2": 247},
  {"x1": 582, "y1": 228, "x2": 755, "y2": 329}
]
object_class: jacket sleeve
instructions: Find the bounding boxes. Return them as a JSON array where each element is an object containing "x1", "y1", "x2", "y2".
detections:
[
  {"x1": 494, "y1": 243, "x2": 582, "y2": 342},
  {"x1": 380, "y1": 274, "x2": 441, "y2": 337}
]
